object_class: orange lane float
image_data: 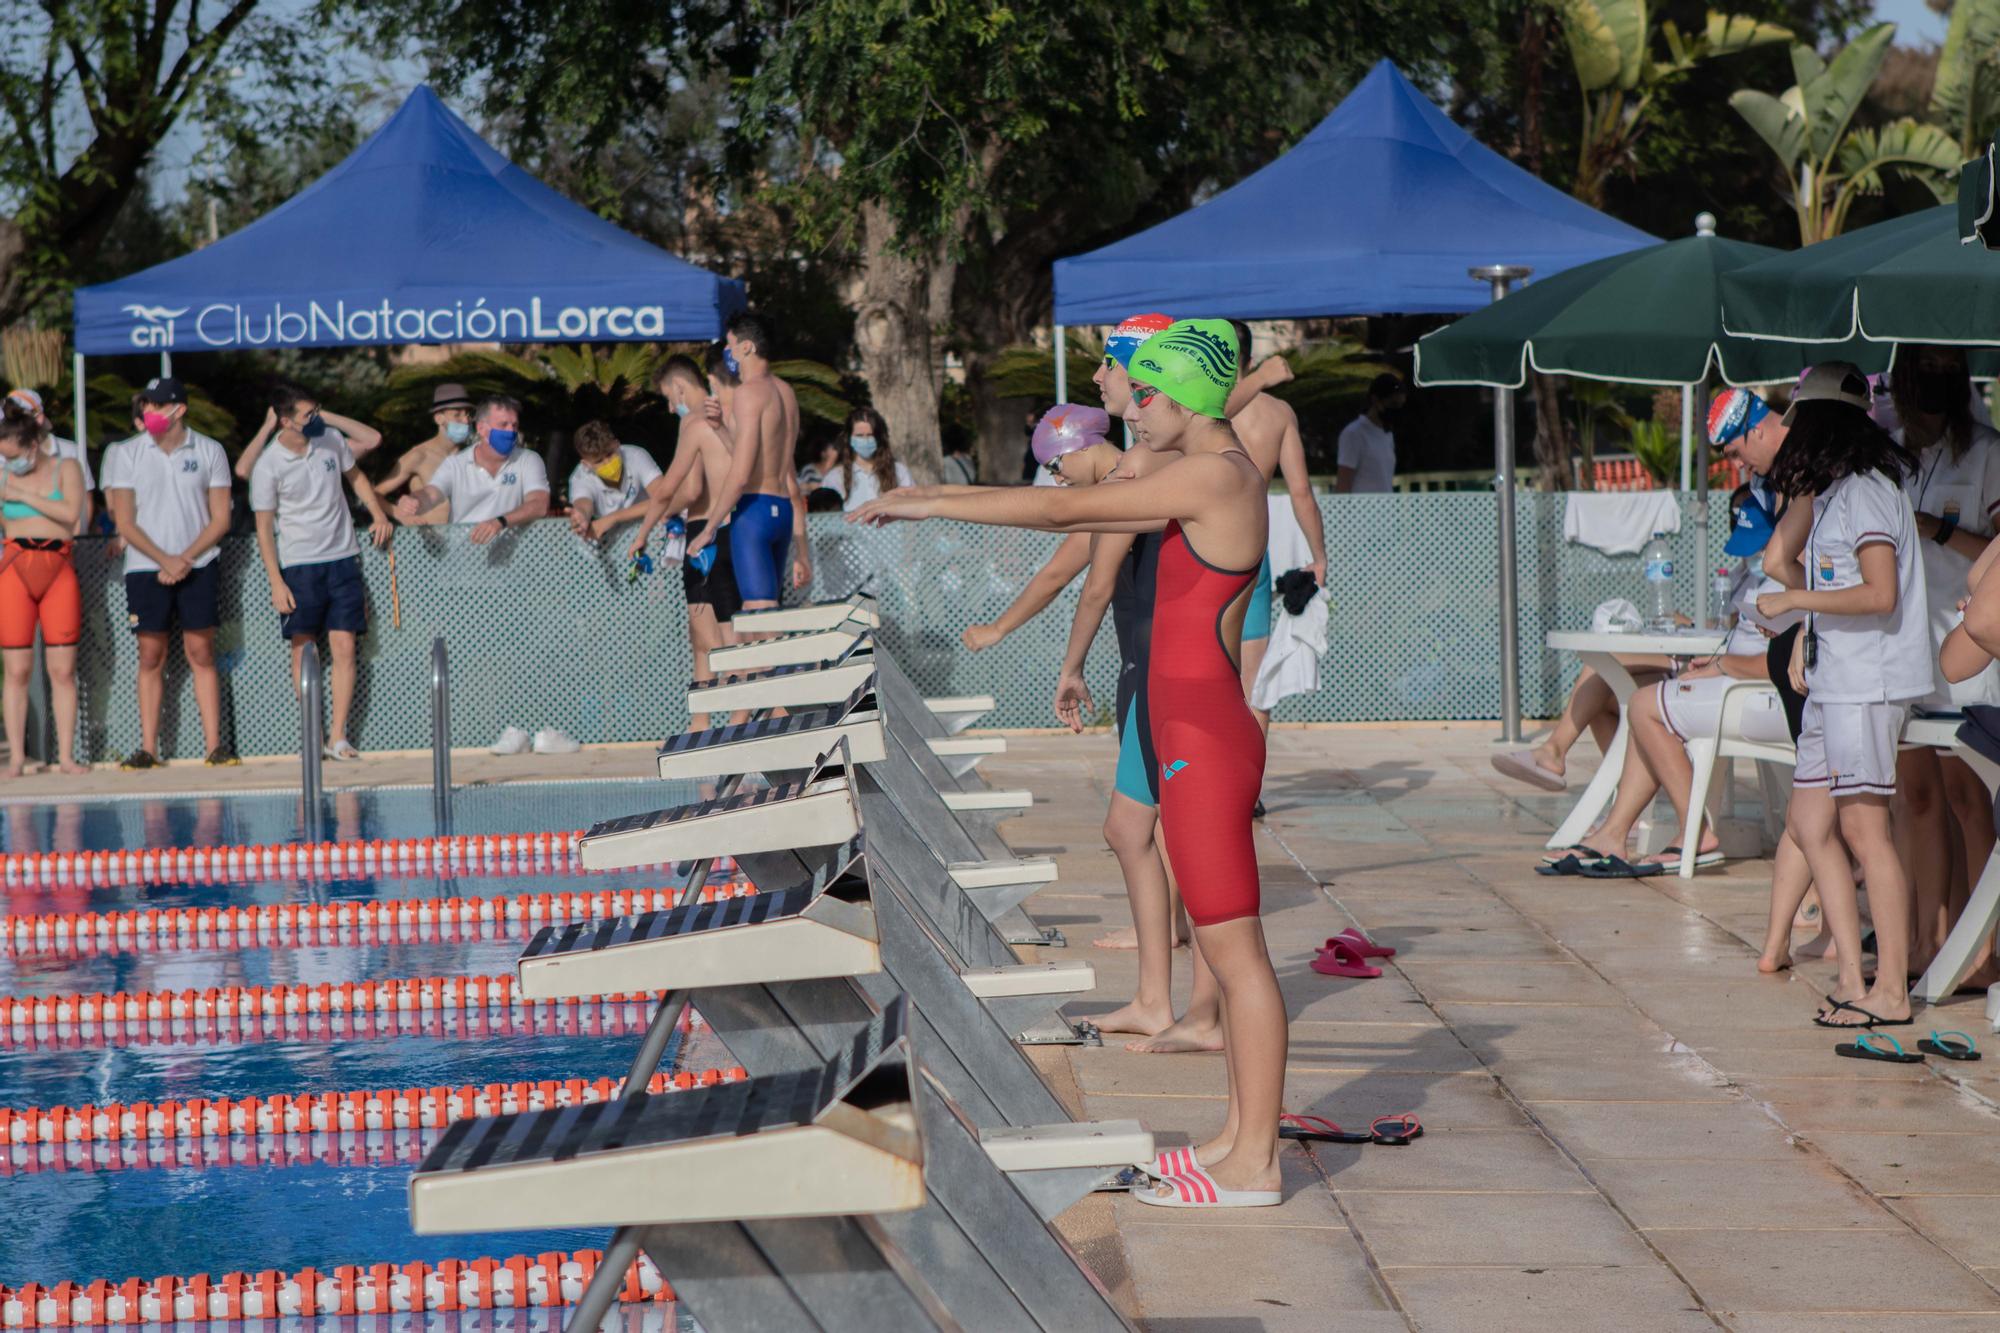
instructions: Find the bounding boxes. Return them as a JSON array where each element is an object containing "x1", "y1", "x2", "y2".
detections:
[
  {"x1": 0, "y1": 1069, "x2": 749, "y2": 1146},
  {"x1": 0, "y1": 1251, "x2": 672, "y2": 1325},
  {"x1": 0, "y1": 835, "x2": 743, "y2": 890},
  {"x1": 5, "y1": 882, "x2": 755, "y2": 956}
]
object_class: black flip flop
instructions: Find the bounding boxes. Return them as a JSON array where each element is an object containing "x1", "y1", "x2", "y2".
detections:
[
  {"x1": 1536, "y1": 852, "x2": 1608, "y2": 877},
  {"x1": 1813, "y1": 999, "x2": 1915, "y2": 1030},
  {"x1": 1278, "y1": 1113, "x2": 1372, "y2": 1144},
  {"x1": 1577, "y1": 854, "x2": 1665, "y2": 879},
  {"x1": 1918, "y1": 1031, "x2": 1982, "y2": 1061},
  {"x1": 1369, "y1": 1113, "x2": 1424, "y2": 1146},
  {"x1": 1835, "y1": 1032, "x2": 1923, "y2": 1063}
]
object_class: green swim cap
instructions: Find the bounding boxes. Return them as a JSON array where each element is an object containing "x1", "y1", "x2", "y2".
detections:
[{"x1": 1128, "y1": 319, "x2": 1240, "y2": 419}]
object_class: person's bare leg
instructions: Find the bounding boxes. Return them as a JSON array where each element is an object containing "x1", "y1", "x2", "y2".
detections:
[
  {"x1": 1759, "y1": 830, "x2": 1816, "y2": 973},
  {"x1": 327, "y1": 631, "x2": 358, "y2": 745},
  {"x1": 1, "y1": 648, "x2": 30, "y2": 776},
  {"x1": 1829, "y1": 794, "x2": 1912, "y2": 1025},
  {"x1": 1241, "y1": 637, "x2": 1270, "y2": 734},
  {"x1": 182, "y1": 629, "x2": 222, "y2": 754},
  {"x1": 1571, "y1": 727, "x2": 1662, "y2": 856},
  {"x1": 1894, "y1": 749, "x2": 1951, "y2": 977},
  {"x1": 135, "y1": 631, "x2": 168, "y2": 756},
  {"x1": 1130, "y1": 908, "x2": 1226, "y2": 1054},
  {"x1": 1093, "y1": 794, "x2": 1176, "y2": 1037},
  {"x1": 44, "y1": 645, "x2": 83, "y2": 773},
  {"x1": 1533, "y1": 667, "x2": 1613, "y2": 777},
  {"x1": 1623, "y1": 689, "x2": 1721, "y2": 859},
  {"x1": 1163, "y1": 917, "x2": 1284, "y2": 1196},
  {"x1": 1940, "y1": 755, "x2": 1996, "y2": 984},
  {"x1": 1787, "y1": 785, "x2": 1869, "y2": 1016},
  {"x1": 686, "y1": 606, "x2": 720, "y2": 731}
]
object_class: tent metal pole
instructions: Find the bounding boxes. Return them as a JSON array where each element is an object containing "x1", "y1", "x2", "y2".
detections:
[
  {"x1": 1473, "y1": 264, "x2": 1533, "y2": 744},
  {"x1": 1052, "y1": 324, "x2": 1067, "y2": 405},
  {"x1": 72, "y1": 353, "x2": 86, "y2": 457},
  {"x1": 160, "y1": 351, "x2": 171, "y2": 378},
  {"x1": 1679, "y1": 387, "x2": 1693, "y2": 491}
]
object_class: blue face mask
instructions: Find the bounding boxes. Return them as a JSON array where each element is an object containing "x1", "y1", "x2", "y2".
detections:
[
  {"x1": 445, "y1": 421, "x2": 471, "y2": 444},
  {"x1": 486, "y1": 428, "x2": 519, "y2": 456},
  {"x1": 301, "y1": 413, "x2": 327, "y2": 440},
  {"x1": 673, "y1": 402, "x2": 690, "y2": 419},
  {"x1": 850, "y1": 435, "x2": 878, "y2": 459},
  {"x1": 722, "y1": 346, "x2": 740, "y2": 376}
]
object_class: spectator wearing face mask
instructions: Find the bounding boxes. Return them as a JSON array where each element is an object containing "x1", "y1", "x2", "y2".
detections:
[
  {"x1": 819, "y1": 408, "x2": 911, "y2": 513},
  {"x1": 395, "y1": 395, "x2": 549, "y2": 543},
  {"x1": 1335, "y1": 373, "x2": 1405, "y2": 494},
  {"x1": 566, "y1": 420, "x2": 665, "y2": 542},
  {"x1": 382, "y1": 385, "x2": 476, "y2": 526},
  {"x1": 100, "y1": 377, "x2": 236, "y2": 769},
  {"x1": 233, "y1": 384, "x2": 383, "y2": 483}
]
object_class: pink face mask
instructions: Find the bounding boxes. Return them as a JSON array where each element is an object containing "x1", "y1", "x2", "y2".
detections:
[{"x1": 141, "y1": 410, "x2": 173, "y2": 438}]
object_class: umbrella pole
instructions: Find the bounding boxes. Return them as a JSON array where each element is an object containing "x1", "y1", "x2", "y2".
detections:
[
  {"x1": 1692, "y1": 380, "x2": 1712, "y2": 628},
  {"x1": 1053, "y1": 324, "x2": 1067, "y2": 405},
  {"x1": 1679, "y1": 388, "x2": 1693, "y2": 491},
  {"x1": 1471, "y1": 264, "x2": 1533, "y2": 743}
]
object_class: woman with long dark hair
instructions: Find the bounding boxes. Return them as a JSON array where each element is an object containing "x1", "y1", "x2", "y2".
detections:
[
  {"x1": 1757, "y1": 363, "x2": 1930, "y2": 1032},
  {"x1": 827, "y1": 407, "x2": 911, "y2": 513},
  {"x1": 850, "y1": 320, "x2": 1284, "y2": 1207},
  {"x1": 1887, "y1": 345, "x2": 2000, "y2": 977}
]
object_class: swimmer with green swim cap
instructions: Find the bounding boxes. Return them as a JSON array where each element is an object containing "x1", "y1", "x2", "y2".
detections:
[{"x1": 1127, "y1": 319, "x2": 1241, "y2": 419}]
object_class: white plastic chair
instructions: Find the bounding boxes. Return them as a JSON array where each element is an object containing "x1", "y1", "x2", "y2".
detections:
[{"x1": 1678, "y1": 680, "x2": 1796, "y2": 880}]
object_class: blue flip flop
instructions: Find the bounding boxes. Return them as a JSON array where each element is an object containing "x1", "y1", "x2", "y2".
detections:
[
  {"x1": 1835, "y1": 1032, "x2": 1923, "y2": 1063},
  {"x1": 1918, "y1": 1031, "x2": 1981, "y2": 1061}
]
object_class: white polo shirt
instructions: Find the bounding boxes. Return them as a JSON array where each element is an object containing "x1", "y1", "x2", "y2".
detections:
[
  {"x1": 430, "y1": 446, "x2": 549, "y2": 525},
  {"x1": 1336, "y1": 415, "x2": 1396, "y2": 493},
  {"x1": 249, "y1": 429, "x2": 359, "y2": 567},
  {"x1": 821, "y1": 460, "x2": 914, "y2": 512},
  {"x1": 100, "y1": 429, "x2": 232, "y2": 575},
  {"x1": 1900, "y1": 423, "x2": 2000, "y2": 705},
  {"x1": 1803, "y1": 468, "x2": 1934, "y2": 704},
  {"x1": 45, "y1": 435, "x2": 93, "y2": 491},
  {"x1": 566, "y1": 445, "x2": 662, "y2": 518}
]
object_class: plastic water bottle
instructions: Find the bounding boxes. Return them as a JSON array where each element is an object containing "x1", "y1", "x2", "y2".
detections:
[
  {"x1": 1711, "y1": 567, "x2": 1734, "y2": 630},
  {"x1": 1641, "y1": 533, "x2": 1676, "y2": 632}
]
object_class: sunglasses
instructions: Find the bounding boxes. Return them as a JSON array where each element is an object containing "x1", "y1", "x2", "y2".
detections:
[{"x1": 1130, "y1": 383, "x2": 1164, "y2": 408}]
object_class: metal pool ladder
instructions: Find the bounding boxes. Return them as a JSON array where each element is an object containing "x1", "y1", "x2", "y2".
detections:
[
  {"x1": 431, "y1": 637, "x2": 451, "y2": 834},
  {"x1": 299, "y1": 647, "x2": 325, "y2": 844}
]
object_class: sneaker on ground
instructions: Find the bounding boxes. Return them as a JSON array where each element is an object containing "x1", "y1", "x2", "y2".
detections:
[
  {"x1": 119, "y1": 749, "x2": 161, "y2": 771},
  {"x1": 532, "y1": 728, "x2": 581, "y2": 755},
  {"x1": 325, "y1": 738, "x2": 361, "y2": 761},
  {"x1": 204, "y1": 746, "x2": 241, "y2": 767},
  {"x1": 489, "y1": 726, "x2": 531, "y2": 756}
]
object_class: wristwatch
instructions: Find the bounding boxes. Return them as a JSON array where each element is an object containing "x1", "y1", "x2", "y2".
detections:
[
  {"x1": 1935, "y1": 514, "x2": 1957, "y2": 546},
  {"x1": 496, "y1": 514, "x2": 509, "y2": 530}
]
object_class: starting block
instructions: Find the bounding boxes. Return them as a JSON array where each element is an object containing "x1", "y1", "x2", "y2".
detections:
[{"x1": 730, "y1": 591, "x2": 881, "y2": 636}]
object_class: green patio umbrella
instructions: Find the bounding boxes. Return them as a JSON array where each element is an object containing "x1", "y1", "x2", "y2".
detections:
[
  {"x1": 1961, "y1": 142, "x2": 1996, "y2": 248},
  {"x1": 1719, "y1": 204, "x2": 2000, "y2": 347},
  {"x1": 1415, "y1": 226, "x2": 1889, "y2": 389}
]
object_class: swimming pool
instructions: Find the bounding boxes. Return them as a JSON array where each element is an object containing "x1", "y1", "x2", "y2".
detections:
[{"x1": 1, "y1": 777, "x2": 719, "y2": 1328}]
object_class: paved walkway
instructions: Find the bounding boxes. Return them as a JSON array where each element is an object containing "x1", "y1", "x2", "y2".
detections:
[{"x1": 989, "y1": 724, "x2": 2000, "y2": 1332}]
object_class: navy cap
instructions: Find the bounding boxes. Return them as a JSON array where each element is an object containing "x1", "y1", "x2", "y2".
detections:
[{"x1": 139, "y1": 376, "x2": 187, "y2": 406}]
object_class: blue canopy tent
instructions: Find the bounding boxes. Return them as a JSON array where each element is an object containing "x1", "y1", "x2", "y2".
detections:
[
  {"x1": 1050, "y1": 60, "x2": 1656, "y2": 738},
  {"x1": 72, "y1": 85, "x2": 742, "y2": 440}
]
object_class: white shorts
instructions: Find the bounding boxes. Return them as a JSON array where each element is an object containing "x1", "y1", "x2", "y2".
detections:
[
  {"x1": 1794, "y1": 699, "x2": 1907, "y2": 797},
  {"x1": 1654, "y1": 678, "x2": 1791, "y2": 747}
]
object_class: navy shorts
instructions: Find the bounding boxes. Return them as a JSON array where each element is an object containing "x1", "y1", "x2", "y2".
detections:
[
  {"x1": 278, "y1": 555, "x2": 367, "y2": 639},
  {"x1": 126, "y1": 562, "x2": 220, "y2": 634}
]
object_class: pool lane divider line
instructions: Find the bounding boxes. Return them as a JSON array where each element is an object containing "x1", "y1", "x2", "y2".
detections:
[
  {"x1": 0, "y1": 995, "x2": 666, "y2": 1052},
  {"x1": 0, "y1": 1250, "x2": 672, "y2": 1325},
  {"x1": 1, "y1": 1068, "x2": 751, "y2": 1145},
  {"x1": 0, "y1": 835, "x2": 742, "y2": 889},
  {"x1": 0, "y1": 971, "x2": 673, "y2": 1029},
  {"x1": 6, "y1": 882, "x2": 755, "y2": 956}
]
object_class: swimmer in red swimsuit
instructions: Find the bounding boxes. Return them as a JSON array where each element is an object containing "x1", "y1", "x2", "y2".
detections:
[
  {"x1": 0, "y1": 412, "x2": 86, "y2": 775},
  {"x1": 849, "y1": 319, "x2": 1284, "y2": 1208}
]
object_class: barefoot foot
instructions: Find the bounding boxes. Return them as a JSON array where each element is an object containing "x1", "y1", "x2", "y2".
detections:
[
  {"x1": 57, "y1": 761, "x2": 86, "y2": 775},
  {"x1": 1092, "y1": 927, "x2": 1140, "y2": 950},
  {"x1": 1757, "y1": 949, "x2": 1792, "y2": 975},
  {"x1": 1126, "y1": 1014, "x2": 1225, "y2": 1054},
  {"x1": 1092, "y1": 1000, "x2": 1174, "y2": 1037}
]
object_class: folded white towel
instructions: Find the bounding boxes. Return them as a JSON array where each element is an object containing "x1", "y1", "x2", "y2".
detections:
[{"x1": 1563, "y1": 492, "x2": 1682, "y2": 556}]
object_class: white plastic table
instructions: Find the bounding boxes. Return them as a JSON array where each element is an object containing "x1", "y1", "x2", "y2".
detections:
[
  {"x1": 1903, "y1": 715, "x2": 2000, "y2": 1005},
  {"x1": 1541, "y1": 629, "x2": 1730, "y2": 851}
]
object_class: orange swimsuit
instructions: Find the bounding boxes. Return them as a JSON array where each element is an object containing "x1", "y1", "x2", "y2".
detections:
[{"x1": 0, "y1": 539, "x2": 79, "y2": 649}]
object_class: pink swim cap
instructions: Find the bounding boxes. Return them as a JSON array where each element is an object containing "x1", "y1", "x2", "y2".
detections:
[{"x1": 1031, "y1": 403, "x2": 1112, "y2": 467}]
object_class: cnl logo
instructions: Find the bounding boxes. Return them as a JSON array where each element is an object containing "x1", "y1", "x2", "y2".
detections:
[{"x1": 122, "y1": 305, "x2": 187, "y2": 349}]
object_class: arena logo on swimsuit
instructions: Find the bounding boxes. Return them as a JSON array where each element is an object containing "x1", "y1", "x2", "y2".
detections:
[{"x1": 121, "y1": 298, "x2": 671, "y2": 351}]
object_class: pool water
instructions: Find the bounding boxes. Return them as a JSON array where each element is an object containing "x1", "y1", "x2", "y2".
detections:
[{"x1": 0, "y1": 776, "x2": 720, "y2": 1321}]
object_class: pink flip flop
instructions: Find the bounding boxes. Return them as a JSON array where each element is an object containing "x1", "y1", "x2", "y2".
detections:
[
  {"x1": 1324, "y1": 927, "x2": 1395, "y2": 959},
  {"x1": 1310, "y1": 938, "x2": 1382, "y2": 979},
  {"x1": 1131, "y1": 1161, "x2": 1281, "y2": 1209}
]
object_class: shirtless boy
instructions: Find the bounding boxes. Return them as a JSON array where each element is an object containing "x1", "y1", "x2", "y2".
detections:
[
  {"x1": 695, "y1": 313, "x2": 811, "y2": 608},
  {"x1": 381, "y1": 384, "x2": 474, "y2": 525}
]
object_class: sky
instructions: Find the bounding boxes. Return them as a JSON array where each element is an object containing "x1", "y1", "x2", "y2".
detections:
[{"x1": 1875, "y1": 0, "x2": 1949, "y2": 45}]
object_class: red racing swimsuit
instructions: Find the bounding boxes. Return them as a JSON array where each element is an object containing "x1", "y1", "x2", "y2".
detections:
[{"x1": 1147, "y1": 518, "x2": 1266, "y2": 926}]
